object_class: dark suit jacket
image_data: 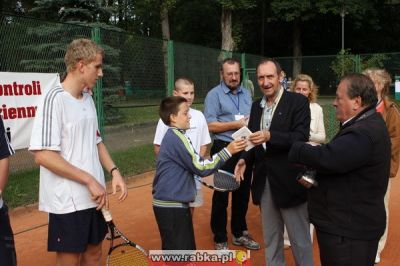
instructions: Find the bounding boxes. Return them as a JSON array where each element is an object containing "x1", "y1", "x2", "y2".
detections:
[
  {"x1": 289, "y1": 106, "x2": 390, "y2": 240},
  {"x1": 243, "y1": 90, "x2": 310, "y2": 208}
]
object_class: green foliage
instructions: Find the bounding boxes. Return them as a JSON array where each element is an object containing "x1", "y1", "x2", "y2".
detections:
[
  {"x1": 331, "y1": 49, "x2": 390, "y2": 81},
  {"x1": 117, "y1": 105, "x2": 160, "y2": 125},
  {"x1": 114, "y1": 0, "x2": 164, "y2": 37},
  {"x1": 330, "y1": 49, "x2": 356, "y2": 80},
  {"x1": 316, "y1": 0, "x2": 378, "y2": 28},
  {"x1": 270, "y1": 0, "x2": 314, "y2": 22},
  {"x1": 322, "y1": 103, "x2": 339, "y2": 142},
  {"x1": 217, "y1": 0, "x2": 257, "y2": 9},
  {"x1": 24, "y1": 1, "x2": 127, "y2": 124},
  {"x1": 362, "y1": 54, "x2": 390, "y2": 70},
  {"x1": 170, "y1": 0, "x2": 220, "y2": 47},
  {"x1": 108, "y1": 144, "x2": 156, "y2": 180},
  {"x1": 30, "y1": 0, "x2": 111, "y2": 23},
  {"x1": 4, "y1": 169, "x2": 39, "y2": 208}
]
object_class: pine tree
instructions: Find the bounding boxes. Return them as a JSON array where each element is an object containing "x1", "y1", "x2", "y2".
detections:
[{"x1": 21, "y1": 0, "x2": 126, "y2": 123}]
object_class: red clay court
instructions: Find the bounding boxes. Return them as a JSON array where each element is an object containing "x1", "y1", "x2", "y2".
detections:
[{"x1": 10, "y1": 170, "x2": 400, "y2": 265}]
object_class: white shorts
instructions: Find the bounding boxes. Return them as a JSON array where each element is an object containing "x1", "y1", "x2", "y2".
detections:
[{"x1": 189, "y1": 188, "x2": 204, "y2": 208}]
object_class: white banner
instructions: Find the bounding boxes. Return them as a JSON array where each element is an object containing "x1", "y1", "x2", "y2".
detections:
[{"x1": 0, "y1": 72, "x2": 60, "y2": 150}]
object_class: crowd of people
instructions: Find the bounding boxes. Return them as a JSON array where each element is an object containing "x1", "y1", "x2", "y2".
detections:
[{"x1": 1, "y1": 38, "x2": 399, "y2": 266}]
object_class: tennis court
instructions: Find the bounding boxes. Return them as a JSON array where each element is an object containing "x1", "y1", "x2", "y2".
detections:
[{"x1": 10, "y1": 170, "x2": 400, "y2": 265}]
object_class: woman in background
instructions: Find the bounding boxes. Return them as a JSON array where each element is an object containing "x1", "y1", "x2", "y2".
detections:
[
  {"x1": 283, "y1": 74, "x2": 326, "y2": 248},
  {"x1": 363, "y1": 68, "x2": 400, "y2": 264},
  {"x1": 291, "y1": 74, "x2": 326, "y2": 144}
]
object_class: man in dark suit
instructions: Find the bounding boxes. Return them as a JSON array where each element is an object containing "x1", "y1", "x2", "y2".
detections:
[
  {"x1": 288, "y1": 73, "x2": 390, "y2": 266},
  {"x1": 235, "y1": 59, "x2": 313, "y2": 266}
]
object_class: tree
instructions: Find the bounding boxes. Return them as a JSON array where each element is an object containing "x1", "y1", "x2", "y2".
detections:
[
  {"x1": 159, "y1": 0, "x2": 176, "y2": 95},
  {"x1": 27, "y1": 0, "x2": 126, "y2": 124},
  {"x1": 316, "y1": 0, "x2": 378, "y2": 50},
  {"x1": 268, "y1": 0, "x2": 377, "y2": 77},
  {"x1": 269, "y1": 0, "x2": 322, "y2": 76},
  {"x1": 168, "y1": 0, "x2": 220, "y2": 47},
  {"x1": 330, "y1": 49, "x2": 389, "y2": 81},
  {"x1": 216, "y1": 0, "x2": 256, "y2": 52}
]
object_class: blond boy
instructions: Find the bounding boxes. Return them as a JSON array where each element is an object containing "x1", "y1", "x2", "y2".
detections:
[{"x1": 153, "y1": 77, "x2": 211, "y2": 212}]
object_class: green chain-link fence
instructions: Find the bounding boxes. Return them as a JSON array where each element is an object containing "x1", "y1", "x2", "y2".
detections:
[{"x1": 2, "y1": 13, "x2": 399, "y2": 207}]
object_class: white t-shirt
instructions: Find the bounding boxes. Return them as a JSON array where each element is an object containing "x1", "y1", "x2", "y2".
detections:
[
  {"x1": 153, "y1": 108, "x2": 211, "y2": 189},
  {"x1": 309, "y1": 102, "x2": 326, "y2": 144},
  {"x1": 29, "y1": 87, "x2": 104, "y2": 214}
]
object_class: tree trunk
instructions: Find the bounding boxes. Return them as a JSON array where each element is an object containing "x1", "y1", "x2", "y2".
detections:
[
  {"x1": 160, "y1": 6, "x2": 170, "y2": 40},
  {"x1": 220, "y1": 7, "x2": 233, "y2": 61},
  {"x1": 117, "y1": 0, "x2": 124, "y2": 28},
  {"x1": 261, "y1": 0, "x2": 266, "y2": 55},
  {"x1": 292, "y1": 19, "x2": 302, "y2": 78},
  {"x1": 161, "y1": 5, "x2": 171, "y2": 96}
]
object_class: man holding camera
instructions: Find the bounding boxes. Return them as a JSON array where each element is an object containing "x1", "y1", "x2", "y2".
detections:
[
  {"x1": 288, "y1": 73, "x2": 390, "y2": 266},
  {"x1": 235, "y1": 58, "x2": 313, "y2": 266}
]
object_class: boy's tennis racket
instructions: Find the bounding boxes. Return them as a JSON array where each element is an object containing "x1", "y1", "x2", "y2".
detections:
[
  {"x1": 101, "y1": 208, "x2": 149, "y2": 266},
  {"x1": 195, "y1": 170, "x2": 240, "y2": 192}
]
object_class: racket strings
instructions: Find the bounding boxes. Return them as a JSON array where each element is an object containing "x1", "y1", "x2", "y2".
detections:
[
  {"x1": 108, "y1": 244, "x2": 149, "y2": 266},
  {"x1": 214, "y1": 172, "x2": 240, "y2": 190}
]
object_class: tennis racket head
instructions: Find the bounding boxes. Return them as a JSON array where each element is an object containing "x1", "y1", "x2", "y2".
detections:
[
  {"x1": 201, "y1": 169, "x2": 240, "y2": 192},
  {"x1": 102, "y1": 209, "x2": 149, "y2": 266},
  {"x1": 107, "y1": 243, "x2": 149, "y2": 266}
]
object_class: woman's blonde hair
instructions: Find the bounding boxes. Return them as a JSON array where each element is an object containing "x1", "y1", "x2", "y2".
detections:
[
  {"x1": 289, "y1": 74, "x2": 318, "y2": 103},
  {"x1": 64, "y1": 38, "x2": 104, "y2": 72},
  {"x1": 362, "y1": 68, "x2": 392, "y2": 98}
]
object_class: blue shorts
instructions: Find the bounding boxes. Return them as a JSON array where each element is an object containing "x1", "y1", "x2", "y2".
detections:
[{"x1": 48, "y1": 208, "x2": 107, "y2": 253}]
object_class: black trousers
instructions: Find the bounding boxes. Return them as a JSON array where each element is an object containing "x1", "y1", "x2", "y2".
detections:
[
  {"x1": 210, "y1": 140, "x2": 252, "y2": 243},
  {"x1": 316, "y1": 229, "x2": 379, "y2": 266},
  {"x1": 153, "y1": 206, "x2": 196, "y2": 250},
  {"x1": 0, "y1": 204, "x2": 17, "y2": 266}
]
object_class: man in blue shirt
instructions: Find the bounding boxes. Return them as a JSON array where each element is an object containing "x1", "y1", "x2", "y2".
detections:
[{"x1": 204, "y1": 58, "x2": 260, "y2": 250}]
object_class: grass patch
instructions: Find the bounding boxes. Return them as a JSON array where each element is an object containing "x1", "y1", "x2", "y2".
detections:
[
  {"x1": 4, "y1": 169, "x2": 40, "y2": 208},
  {"x1": 4, "y1": 144, "x2": 156, "y2": 208},
  {"x1": 117, "y1": 105, "x2": 159, "y2": 125},
  {"x1": 107, "y1": 102, "x2": 205, "y2": 125},
  {"x1": 322, "y1": 104, "x2": 339, "y2": 142},
  {"x1": 107, "y1": 144, "x2": 156, "y2": 180}
]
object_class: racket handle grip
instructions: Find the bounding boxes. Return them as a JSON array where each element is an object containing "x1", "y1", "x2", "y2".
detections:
[{"x1": 101, "y1": 208, "x2": 113, "y2": 222}]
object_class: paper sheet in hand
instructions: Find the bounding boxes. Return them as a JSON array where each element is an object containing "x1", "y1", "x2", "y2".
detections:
[{"x1": 232, "y1": 126, "x2": 255, "y2": 151}]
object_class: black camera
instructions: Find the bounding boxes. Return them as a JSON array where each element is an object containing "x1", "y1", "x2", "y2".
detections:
[{"x1": 297, "y1": 168, "x2": 318, "y2": 189}]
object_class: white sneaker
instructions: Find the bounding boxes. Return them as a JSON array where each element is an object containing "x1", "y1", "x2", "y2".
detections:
[
  {"x1": 375, "y1": 253, "x2": 381, "y2": 264},
  {"x1": 215, "y1": 242, "x2": 229, "y2": 250},
  {"x1": 215, "y1": 242, "x2": 230, "y2": 255}
]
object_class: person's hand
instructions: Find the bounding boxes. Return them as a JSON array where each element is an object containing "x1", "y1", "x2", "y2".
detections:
[
  {"x1": 234, "y1": 159, "x2": 246, "y2": 182},
  {"x1": 111, "y1": 171, "x2": 128, "y2": 202},
  {"x1": 226, "y1": 138, "x2": 247, "y2": 155},
  {"x1": 307, "y1": 141, "x2": 321, "y2": 146},
  {"x1": 86, "y1": 176, "x2": 108, "y2": 210},
  {"x1": 236, "y1": 117, "x2": 249, "y2": 128},
  {"x1": 249, "y1": 130, "x2": 270, "y2": 145}
]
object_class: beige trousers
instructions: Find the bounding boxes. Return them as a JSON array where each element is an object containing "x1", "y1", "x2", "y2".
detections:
[{"x1": 377, "y1": 179, "x2": 392, "y2": 255}]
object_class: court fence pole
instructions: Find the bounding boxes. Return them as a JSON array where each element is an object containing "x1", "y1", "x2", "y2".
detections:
[{"x1": 167, "y1": 40, "x2": 174, "y2": 97}]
